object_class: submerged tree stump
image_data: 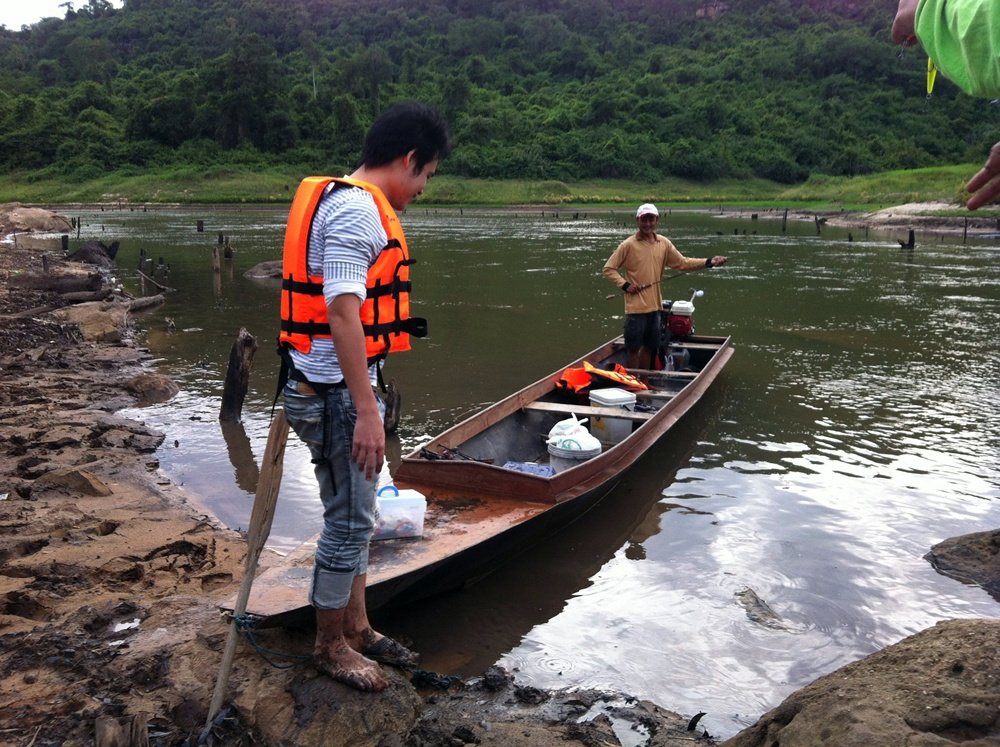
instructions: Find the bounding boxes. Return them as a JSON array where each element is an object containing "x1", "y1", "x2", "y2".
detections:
[{"x1": 220, "y1": 327, "x2": 258, "y2": 422}]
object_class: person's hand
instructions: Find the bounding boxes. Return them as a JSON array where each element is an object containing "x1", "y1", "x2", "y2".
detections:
[
  {"x1": 352, "y1": 408, "x2": 385, "y2": 481},
  {"x1": 891, "y1": 0, "x2": 919, "y2": 45},
  {"x1": 966, "y1": 141, "x2": 1000, "y2": 211},
  {"x1": 710, "y1": 256, "x2": 729, "y2": 267}
]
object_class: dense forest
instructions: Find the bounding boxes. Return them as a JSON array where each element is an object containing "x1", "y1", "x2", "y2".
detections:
[{"x1": 0, "y1": 0, "x2": 994, "y2": 184}]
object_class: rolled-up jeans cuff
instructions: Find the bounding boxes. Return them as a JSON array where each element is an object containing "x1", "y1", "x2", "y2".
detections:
[{"x1": 311, "y1": 566, "x2": 354, "y2": 609}]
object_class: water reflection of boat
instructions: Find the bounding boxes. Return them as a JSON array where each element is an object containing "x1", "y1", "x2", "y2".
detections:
[
  {"x1": 383, "y1": 412, "x2": 717, "y2": 677},
  {"x1": 240, "y1": 333, "x2": 733, "y2": 624}
]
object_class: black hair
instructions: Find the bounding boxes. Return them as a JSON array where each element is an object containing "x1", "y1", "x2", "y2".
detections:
[{"x1": 359, "y1": 101, "x2": 452, "y2": 172}]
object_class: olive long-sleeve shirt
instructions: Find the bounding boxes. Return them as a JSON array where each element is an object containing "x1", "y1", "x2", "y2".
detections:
[{"x1": 602, "y1": 233, "x2": 707, "y2": 314}]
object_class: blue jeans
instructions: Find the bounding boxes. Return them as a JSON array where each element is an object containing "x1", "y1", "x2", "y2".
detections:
[{"x1": 283, "y1": 382, "x2": 385, "y2": 609}]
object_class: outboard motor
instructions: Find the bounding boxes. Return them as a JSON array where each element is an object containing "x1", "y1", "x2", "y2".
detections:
[
  {"x1": 663, "y1": 288, "x2": 703, "y2": 337},
  {"x1": 658, "y1": 288, "x2": 703, "y2": 370}
]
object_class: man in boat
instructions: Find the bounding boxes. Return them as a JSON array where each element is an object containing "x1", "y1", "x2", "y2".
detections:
[
  {"x1": 279, "y1": 101, "x2": 451, "y2": 692},
  {"x1": 602, "y1": 203, "x2": 728, "y2": 371},
  {"x1": 892, "y1": 0, "x2": 1000, "y2": 210}
]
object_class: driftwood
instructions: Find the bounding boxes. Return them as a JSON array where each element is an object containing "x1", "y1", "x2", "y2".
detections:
[
  {"x1": 5, "y1": 304, "x2": 60, "y2": 319},
  {"x1": 5, "y1": 294, "x2": 162, "y2": 320},
  {"x1": 136, "y1": 269, "x2": 174, "y2": 293},
  {"x1": 10, "y1": 273, "x2": 102, "y2": 293},
  {"x1": 128, "y1": 294, "x2": 166, "y2": 313},
  {"x1": 219, "y1": 328, "x2": 258, "y2": 422},
  {"x1": 4, "y1": 290, "x2": 112, "y2": 319},
  {"x1": 61, "y1": 290, "x2": 112, "y2": 303}
]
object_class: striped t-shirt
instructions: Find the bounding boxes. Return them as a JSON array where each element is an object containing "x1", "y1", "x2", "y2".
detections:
[{"x1": 288, "y1": 183, "x2": 388, "y2": 384}]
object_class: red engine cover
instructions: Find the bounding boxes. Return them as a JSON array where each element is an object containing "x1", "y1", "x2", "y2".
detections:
[{"x1": 667, "y1": 314, "x2": 693, "y2": 336}]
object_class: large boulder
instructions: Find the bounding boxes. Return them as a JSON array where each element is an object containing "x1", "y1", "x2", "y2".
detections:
[
  {"x1": 67, "y1": 240, "x2": 120, "y2": 268},
  {"x1": 1, "y1": 203, "x2": 73, "y2": 234},
  {"x1": 926, "y1": 529, "x2": 1000, "y2": 603},
  {"x1": 244, "y1": 259, "x2": 282, "y2": 280},
  {"x1": 722, "y1": 618, "x2": 1000, "y2": 747},
  {"x1": 125, "y1": 372, "x2": 179, "y2": 406}
]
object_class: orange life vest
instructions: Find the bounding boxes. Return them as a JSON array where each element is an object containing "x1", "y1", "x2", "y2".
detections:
[
  {"x1": 278, "y1": 176, "x2": 427, "y2": 364},
  {"x1": 555, "y1": 361, "x2": 649, "y2": 393}
]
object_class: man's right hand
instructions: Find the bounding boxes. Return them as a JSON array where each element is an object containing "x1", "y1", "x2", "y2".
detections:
[
  {"x1": 327, "y1": 293, "x2": 385, "y2": 480},
  {"x1": 352, "y1": 408, "x2": 385, "y2": 481}
]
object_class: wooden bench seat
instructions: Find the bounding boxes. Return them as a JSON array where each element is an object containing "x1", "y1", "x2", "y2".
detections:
[
  {"x1": 625, "y1": 368, "x2": 698, "y2": 379},
  {"x1": 522, "y1": 401, "x2": 654, "y2": 421},
  {"x1": 666, "y1": 341, "x2": 723, "y2": 350},
  {"x1": 635, "y1": 389, "x2": 678, "y2": 401}
]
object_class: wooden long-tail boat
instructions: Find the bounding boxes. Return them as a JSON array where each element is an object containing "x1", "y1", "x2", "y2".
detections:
[{"x1": 238, "y1": 333, "x2": 733, "y2": 625}]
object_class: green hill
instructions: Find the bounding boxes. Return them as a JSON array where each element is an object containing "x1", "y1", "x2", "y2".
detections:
[{"x1": 0, "y1": 0, "x2": 994, "y2": 196}]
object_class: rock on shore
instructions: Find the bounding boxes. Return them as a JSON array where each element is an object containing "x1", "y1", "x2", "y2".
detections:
[
  {"x1": 0, "y1": 202, "x2": 73, "y2": 236},
  {"x1": 721, "y1": 619, "x2": 1000, "y2": 747}
]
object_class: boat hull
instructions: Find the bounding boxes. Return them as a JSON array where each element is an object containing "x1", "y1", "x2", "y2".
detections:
[{"x1": 395, "y1": 335, "x2": 733, "y2": 504}]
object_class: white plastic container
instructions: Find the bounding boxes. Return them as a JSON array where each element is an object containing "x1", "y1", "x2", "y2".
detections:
[
  {"x1": 588, "y1": 387, "x2": 637, "y2": 444},
  {"x1": 547, "y1": 440, "x2": 602, "y2": 473},
  {"x1": 372, "y1": 485, "x2": 426, "y2": 540}
]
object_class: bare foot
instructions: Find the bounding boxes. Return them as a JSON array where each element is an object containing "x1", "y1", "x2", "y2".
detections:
[{"x1": 314, "y1": 642, "x2": 388, "y2": 692}]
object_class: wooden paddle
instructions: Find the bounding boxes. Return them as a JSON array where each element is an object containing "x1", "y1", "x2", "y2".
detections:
[{"x1": 205, "y1": 409, "x2": 290, "y2": 727}]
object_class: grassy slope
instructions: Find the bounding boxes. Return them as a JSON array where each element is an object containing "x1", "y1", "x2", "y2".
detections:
[{"x1": 0, "y1": 163, "x2": 990, "y2": 213}]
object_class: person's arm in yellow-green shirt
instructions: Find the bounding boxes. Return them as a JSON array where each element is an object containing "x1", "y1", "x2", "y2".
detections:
[
  {"x1": 893, "y1": 0, "x2": 1000, "y2": 209},
  {"x1": 916, "y1": 0, "x2": 1000, "y2": 97}
]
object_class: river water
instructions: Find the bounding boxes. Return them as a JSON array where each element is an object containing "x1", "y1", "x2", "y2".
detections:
[{"x1": 52, "y1": 204, "x2": 1000, "y2": 738}]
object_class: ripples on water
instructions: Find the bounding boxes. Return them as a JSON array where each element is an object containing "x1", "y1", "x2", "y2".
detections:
[{"x1": 55, "y1": 206, "x2": 998, "y2": 739}]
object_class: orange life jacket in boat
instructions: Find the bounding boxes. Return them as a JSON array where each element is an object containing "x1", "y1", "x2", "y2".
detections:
[
  {"x1": 555, "y1": 361, "x2": 648, "y2": 393},
  {"x1": 278, "y1": 176, "x2": 427, "y2": 364}
]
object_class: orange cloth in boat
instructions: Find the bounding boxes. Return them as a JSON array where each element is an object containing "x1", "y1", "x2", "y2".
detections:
[{"x1": 555, "y1": 361, "x2": 649, "y2": 393}]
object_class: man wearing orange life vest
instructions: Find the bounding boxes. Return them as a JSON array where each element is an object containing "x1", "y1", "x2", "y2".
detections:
[
  {"x1": 603, "y1": 203, "x2": 727, "y2": 370},
  {"x1": 280, "y1": 102, "x2": 450, "y2": 692}
]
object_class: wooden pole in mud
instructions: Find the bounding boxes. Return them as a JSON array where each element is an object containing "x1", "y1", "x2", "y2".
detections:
[
  {"x1": 205, "y1": 410, "x2": 289, "y2": 728},
  {"x1": 95, "y1": 714, "x2": 148, "y2": 747}
]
